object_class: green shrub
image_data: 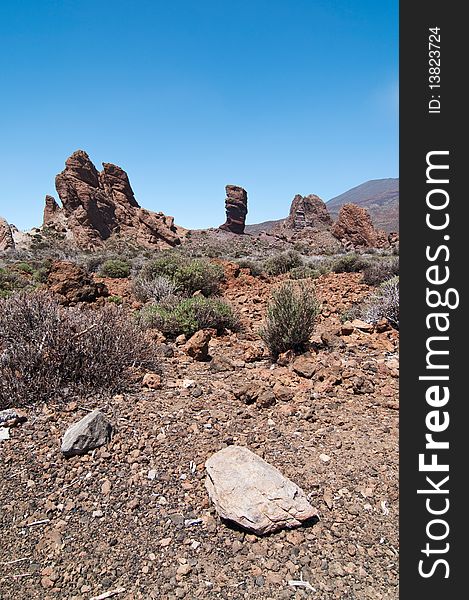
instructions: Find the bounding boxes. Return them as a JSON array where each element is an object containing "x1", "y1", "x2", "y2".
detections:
[
  {"x1": 236, "y1": 259, "x2": 264, "y2": 277},
  {"x1": 0, "y1": 268, "x2": 30, "y2": 298},
  {"x1": 289, "y1": 266, "x2": 322, "y2": 280},
  {"x1": 264, "y1": 251, "x2": 303, "y2": 276},
  {"x1": 33, "y1": 266, "x2": 51, "y2": 283},
  {"x1": 332, "y1": 254, "x2": 370, "y2": 274},
  {"x1": 100, "y1": 259, "x2": 131, "y2": 278},
  {"x1": 141, "y1": 254, "x2": 224, "y2": 296},
  {"x1": 139, "y1": 296, "x2": 240, "y2": 338},
  {"x1": 0, "y1": 292, "x2": 157, "y2": 408},
  {"x1": 362, "y1": 257, "x2": 399, "y2": 286},
  {"x1": 260, "y1": 282, "x2": 320, "y2": 358},
  {"x1": 15, "y1": 262, "x2": 34, "y2": 274},
  {"x1": 108, "y1": 295, "x2": 123, "y2": 305}
]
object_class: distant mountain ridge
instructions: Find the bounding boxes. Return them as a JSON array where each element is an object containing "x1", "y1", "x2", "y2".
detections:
[{"x1": 326, "y1": 178, "x2": 399, "y2": 233}]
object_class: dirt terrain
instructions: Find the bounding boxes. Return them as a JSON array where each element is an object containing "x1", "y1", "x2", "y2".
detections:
[{"x1": 0, "y1": 270, "x2": 399, "y2": 600}]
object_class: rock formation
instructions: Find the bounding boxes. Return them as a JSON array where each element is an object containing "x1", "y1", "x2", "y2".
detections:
[
  {"x1": 282, "y1": 194, "x2": 333, "y2": 231},
  {"x1": 219, "y1": 185, "x2": 248, "y2": 234},
  {"x1": 332, "y1": 203, "x2": 389, "y2": 249},
  {"x1": 0, "y1": 218, "x2": 15, "y2": 251},
  {"x1": 43, "y1": 150, "x2": 182, "y2": 250}
]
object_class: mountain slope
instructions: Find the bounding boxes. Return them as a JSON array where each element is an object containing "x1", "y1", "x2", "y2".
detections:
[{"x1": 326, "y1": 178, "x2": 399, "y2": 232}]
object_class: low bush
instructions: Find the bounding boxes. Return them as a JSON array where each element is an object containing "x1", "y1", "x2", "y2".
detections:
[
  {"x1": 0, "y1": 267, "x2": 30, "y2": 298},
  {"x1": 15, "y1": 262, "x2": 34, "y2": 274},
  {"x1": 141, "y1": 254, "x2": 224, "y2": 296},
  {"x1": 260, "y1": 282, "x2": 320, "y2": 358},
  {"x1": 331, "y1": 254, "x2": 370, "y2": 274},
  {"x1": 289, "y1": 265, "x2": 322, "y2": 280},
  {"x1": 264, "y1": 251, "x2": 303, "y2": 276},
  {"x1": 235, "y1": 259, "x2": 264, "y2": 277},
  {"x1": 362, "y1": 257, "x2": 399, "y2": 286},
  {"x1": 100, "y1": 259, "x2": 131, "y2": 278},
  {"x1": 361, "y1": 277, "x2": 399, "y2": 329},
  {"x1": 132, "y1": 274, "x2": 179, "y2": 303},
  {"x1": 0, "y1": 292, "x2": 157, "y2": 408},
  {"x1": 139, "y1": 296, "x2": 240, "y2": 338}
]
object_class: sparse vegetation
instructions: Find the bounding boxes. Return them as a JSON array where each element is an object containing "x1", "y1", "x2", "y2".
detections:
[
  {"x1": 0, "y1": 267, "x2": 31, "y2": 298},
  {"x1": 139, "y1": 296, "x2": 240, "y2": 338},
  {"x1": 100, "y1": 258, "x2": 131, "y2": 278},
  {"x1": 260, "y1": 282, "x2": 320, "y2": 358},
  {"x1": 133, "y1": 274, "x2": 179, "y2": 303},
  {"x1": 0, "y1": 292, "x2": 157, "y2": 408},
  {"x1": 362, "y1": 257, "x2": 399, "y2": 286},
  {"x1": 264, "y1": 250, "x2": 303, "y2": 276},
  {"x1": 141, "y1": 254, "x2": 224, "y2": 296},
  {"x1": 361, "y1": 277, "x2": 399, "y2": 329},
  {"x1": 331, "y1": 253, "x2": 370, "y2": 274},
  {"x1": 289, "y1": 265, "x2": 322, "y2": 280},
  {"x1": 235, "y1": 259, "x2": 264, "y2": 277}
]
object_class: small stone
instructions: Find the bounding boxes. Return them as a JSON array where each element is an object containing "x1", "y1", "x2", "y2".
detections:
[
  {"x1": 350, "y1": 319, "x2": 373, "y2": 332},
  {"x1": 101, "y1": 480, "x2": 111, "y2": 495},
  {"x1": 61, "y1": 410, "x2": 112, "y2": 457},
  {"x1": 292, "y1": 354, "x2": 316, "y2": 379},
  {"x1": 341, "y1": 321, "x2": 354, "y2": 336},
  {"x1": 183, "y1": 330, "x2": 211, "y2": 361},
  {"x1": 160, "y1": 537, "x2": 172, "y2": 547},
  {"x1": 319, "y1": 453, "x2": 331, "y2": 463},
  {"x1": 92, "y1": 510, "x2": 104, "y2": 518},
  {"x1": 176, "y1": 564, "x2": 192, "y2": 576},
  {"x1": 41, "y1": 577, "x2": 54, "y2": 589},
  {"x1": 329, "y1": 561, "x2": 345, "y2": 577},
  {"x1": 142, "y1": 372, "x2": 162, "y2": 390},
  {"x1": 147, "y1": 469, "x2": 157, "y2": 480}
]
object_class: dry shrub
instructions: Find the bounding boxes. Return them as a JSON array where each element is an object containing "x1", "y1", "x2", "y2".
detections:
[
  {"x1": 132, "y1": 274, "x2": 179, "y2": 303},
  {"x1": 362, "y1": 257, "x2": 399, "y2": 286},
  {"x1": 0, "y1": 292, "x2": 157, "y2": 408},
  {"x1": 260, "y1": 282, "x2": 320, "y2": 358},
  {"x1": 361, "y1": 277, "x2": 399, "y2": 329}
]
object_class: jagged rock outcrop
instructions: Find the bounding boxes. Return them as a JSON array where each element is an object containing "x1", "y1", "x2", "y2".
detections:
[
  {"x1": 0, "y1": 218, "x2": 15, "y2": 251},
  {"x1": 332, "y1": 203, "x2": 389, "y2": 249},
  {"x1": 282, "y1": 194, "x2": 333, "y2": 231},
  {"x1": 44, "y1": 150, "x2": 182, "y2": 250},
  {"x1": 219, "y1": 185, "x2": 248, "y2": 234}
]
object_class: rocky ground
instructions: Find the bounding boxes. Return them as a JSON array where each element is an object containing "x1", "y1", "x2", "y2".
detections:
[{"x1": 0, "y1": 271, "x2": 399, "y2": 600}]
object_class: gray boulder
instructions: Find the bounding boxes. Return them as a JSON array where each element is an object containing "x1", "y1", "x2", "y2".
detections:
[
  {"x1": 61, "y1": 410, "x2": 112, "y2": 457},
  {"x1": 205, "y1": 445, "x2": 317, "y2": 535}
]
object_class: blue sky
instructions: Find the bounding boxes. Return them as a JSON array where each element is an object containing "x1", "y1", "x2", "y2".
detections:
[{"x1": 0, "y1": 0, "x2": 398, "y2": 230}]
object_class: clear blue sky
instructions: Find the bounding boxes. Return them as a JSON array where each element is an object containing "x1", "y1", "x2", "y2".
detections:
[{"x1": 0, "y1": 0, "x2": 398, "y2": 231}]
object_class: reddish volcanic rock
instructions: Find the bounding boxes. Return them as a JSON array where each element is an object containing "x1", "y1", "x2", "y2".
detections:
[
  {"x1": 282, "y1": 194, "x2": 333, "y2": 231},
  {"x1": 332, "y1": 203, "x2": 389, "y2": 249},
  {"x1": 43, "y1": 195, "x2": 62, "y2": 225},
  {"x1": 219, "y1": 185, "x2": 248, "y2": 234},
  {"x1": 0, "y1": 217, "x2": 15, "y2": 251},
  {"x1": 47, "y1": 260, "x2": 108, "y2": 305},
  {"x1": 44, "y1": 150, "x2": 182, "y2": 250}
]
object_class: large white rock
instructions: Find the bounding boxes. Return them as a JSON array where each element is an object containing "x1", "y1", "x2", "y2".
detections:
[
  {"x1": 61, "y1": 410, "x2": 112, "y2": 457},
  {"x1": 205, "y1": 445, "x2": 318, "y2": 535}
]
